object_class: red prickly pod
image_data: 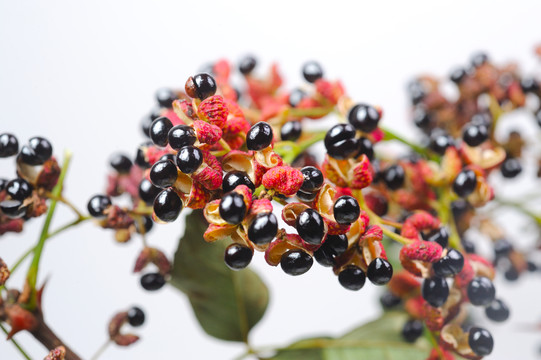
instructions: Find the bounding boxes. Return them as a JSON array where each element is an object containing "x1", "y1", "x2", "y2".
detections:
[
  {"x1": 191, "y1": 151, "x2": 223, "y2": 191},
  {"x1": 212, "y1": 59, "x2": 231, "y2": 83},
  {"x1": 0, "y1": 257, "x2": 9, "y2": 286},
  {"x1": 369, "y1": 127, "x2": 384, "y2": 143},
  {"x1": 350, "y1": 155, "x2": 373, "y2": 189},
  {"x1": 44, "y1": 346, "x2": 66, "y2": 360},
  {"x1": 108, "y1": 311, "x2": 140, "y2": 347},
  {"x1": 0, "y1": 217, "x2": 24, "y2": 235},
  {"x1": 364, "y1": 192, "x2": 389, "y2": 216},
  {"x1": 175, "y1": 174, "x2": 211, "y2": 209},
  {"x1": 387, "y1": 270, "x2": 421, "y2": 298},
  {"x1": 454, "y1": 257, "x2": 475, "y2": 291},
  {"x1": 247, "y1": 199, "x2": 273, "y2": 217},
  {"x1": 282, "y1": 202, "x2": 310, "y2": 228},
  {"x1": 161, "y1": 108, "x2": 184, "y2": 126},
  {"x1": 107, "y1": 165, "x2": 144, "y2": 199},
  {"x1": 5, "y1": 304, "x2": 38, "y2": 339},
  {"x1": 400, "y1": 211, "x2": 441, "y2": 241},
  {"x1": 296, "y1": 97, "x2": 327, "y2": 119},
  {"x1": 404, "y1": 295, "x2": 425, "y2": 319},
  {"x1": 172, "y1": 99, "x2": 198, "y2": 123},
  {"x1": 344, "y1": 210, "x2": 370, "y2": 244},
  {"x1": 440, "y1": 324, "x2": 481, "y2": 359},
  {"x1": 16, "y1": 156, "x2": 60, "y2": 191},
  {"x1": 231, "y1": 185, "x2": 253, "y2": 212},
  {"x1": 422, "y1": 301, "x2": 446, "y2": 332},
  {"x1": 197, "y1": 95, "x2": 229, "y2": 129},
  {"x1": 192, "y1": 120, "x2": 222, "y2": 145},
  {"x1": 133, "y1": 247, "x2": 171, "y2": 276},
  {"x1": 262, "y1": 165, "x2": 304, "y2": 197},
  {"x1": 315, "y1": 79, "x2": 345, "y2": 105},
  {"x1": 100, "y1": 205, "x2": 134, "y2": 230},
  {"x1": 400, "y1": 240, "x2": 443, "y2": 277},
  {"x1": 254, "y1": 147, "x2": 283, "y2": 169},
  {"x1": 224, "y1": 97, "x2": 245, "y2": 119},
  {"x1": 357, "y1": 225, "x2": 386, "y2": 266},
  {"x1": 265, "y1": 233, "x2": 316, "y2": 266},
  {"x1": 142, "y1": 146, "x2": 171, "y2": 167},
  {"x1": 427, "y1": 348, "x2": 455, "y2": 360},
  {"x1": 222, "y1": 151, "x2": 259, "y2": 187},
  {"x1": 334, "y1": 186, "x2": 353, "y2": 199},
  {"x1": 321, "y1": 156, "x2": 349, "y2": 187},
  {"x1": 460, "y1": 142, "x2": 506, "y2": 171},
  {"x1": 221, "y1": 116, "x2": 251, "y2": 151}
]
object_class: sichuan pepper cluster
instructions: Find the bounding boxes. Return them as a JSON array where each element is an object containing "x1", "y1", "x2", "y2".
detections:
[{"x1": 3, "y1": 50, "x2": 541, "y2": 359}]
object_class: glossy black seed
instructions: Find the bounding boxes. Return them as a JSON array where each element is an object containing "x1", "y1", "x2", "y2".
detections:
[
  {"x1": 0, "y1": 133, "x2": 18, "y2": 158},
  {"x1": 159, "y1": 154, "x2": 176, "y2": 164},
  {"x1": 246, "y1": 122, "x2": 273, "y2": 151},
  {"x1": 140, "y1": 273, "x2": 166, "y2": 291},
  {"x1": 380, "y1": 292, "x2": 402, "y2": 309},
  {"x1": 300, "y1": 166, "x2": 324, "y2": 192},
  {"x1": 87, "y1": 195, "x2": 112, "y2": 217},
  {"x1": 493, "y1": 239, "x2": 513, "y2": 257},
  {"x1": 6, "y1": 179, "x2": 33, "y2": 201},
  {"x1": 138, "y1": 179, "x2": 161, "y2": 206},
  {"x1": 302, "y1": 61, "x2": 323, "y2": 83},
  {"x1": 155, "y1": 88, "x2": 177, "y2": 108},
  {"x1": 18, "y1": 145, "x2": 41, "y2": 165},
  {"x1": 347, "y1": 104, "x2": 381, "y2": 133},
  {"x1": 382, "y1": 164, "x2": 405, "y2": 190},
  {"x1": 429, "y1": 130, "x2": 455, "y2": 155},
  {"x1": 471, "y1": 52, "x2": 489, "y2": 68},
  {"x1": 248, "y1": 213, "x2": 278, "y2": 245},
  {"x1": 142, "y1": 107, "x2": 162, "y2": 138},
  {"x1": 450, "y1": 67, "x2": 467, "y2": 84},
  {"x1": 127, "y1": 307, "x2": 146, "y2": 327},
  {"x1": 367, "y1": 258, "x2": 393, "y2": 285},
  {"x1": 192, "y1": 73, "x2": 217, "y2": 100},
  {"x1": 500, "y1": 157, "x2": 522, "y2": 178},
  {"x1": 296, "y1": 208, "x2": 325, "y2": 245},
  {"x1": 135, "y1": 216, "x2": 154, "y2": 234},
  {"x1": 0, "y1": 200, "x2": 27, "y2": 218},
  {"x1": 356, "y1": 137, "x2": 374, "y2": 160},
  {"x1": 153, "y1": 188, "x2": 182, "y2": 222},
  {"x1": 280, "y1": 250, "x2": 313, "y2": 276},
  {"x1": 324, "y1": 123, "x2": 359, "y2": 160},
  {"x1": 467, "y1": 277, "x2": 496, "y2": 306},
  {"x1": 149, "y1": 117, "x2": 173, "y2": 147},
  {"x1": 325, "y1": 234, "x2": 348, "y2": 256},
  {"x1": 333, "y1": 195, "x2": 360, "y2": 225},
  {"x1": 433, "y1": 249, "x2": 464, "y2": 277},
  {"x1": 296, "y1": 189, "x2": 318, "y2": 202},
  {"x1": 504, "y1": 266, "x2": 519, "y2": 281},
  {"x1": 222, "y1": 171, "x2": 255, "y2": 193},
  {"x1": 176, "y1": 146, "x2": 203, "y2": 174},
  {"x1": 468, "y1": 327, "x2": 494, "y2": 356},
  {"x1": 288, "y1": 88, "x2": 306, "y2": 107},
  {"x1": 0, "y1": 179, "x2": 7, "y2": 191},
  {"x1": 527, "y1": 261, "x2": 538, "y2": 272},
  {"x1": 314, "y1": 246, "x2": 335, "y2": 267},
  {"x1": 485, "y1": 299, "x2": 510, "y2": 322},
  {"x1": 280, "y1": 121, "x2": 302, "y2": 141},
  {"x1": 224, "y1": 243, "x2": 253, "y2": 270},
  {"x1": 402, "y1": 319, "x2": 424, "y2": 343},
  {"x1": 110, "y1": 153, "x2": 133, "y2": 174},
  {"x1": 422, "y1": 276, "x2": 449, "y2": 307},
  {"x1": 423, "y1": 227, "x2": 449, "y2": 248},
  {"x1": 219, "y1": 192, "x2": 246, "y2": 225},
  {"x1": 168, "y1": 125, "x2": 197, "y2": 150},
  {"x1": 28, "y1": 137, "x2": 53, "y2": 163},
  {"x1": 462, "y1": 238, "x2": 476, "y2": 254},
  {"x1": 521, "y1": 77, "x2": 539, "y2": 93},
  {"x1": 338, "y1": 265, "x2": 366, "y2": 291},
  {"x1": 413, "y1": 107, "x2": 431, "y2": 129},
  {"x1": 134, "y1": 143, "x2": 152, "y2": 169},
  {"x1": 453, "y1": 169, "x2": 477, "y2": 197},
  {"x1": 462, "y1": 123, "x2": 488, "y2": 147},
  {"x1": 239, "y1": 55, "x2": 257, "y2": 75},
  {"x1": 150, "y1": 160, "x2": 178, "y2": 188}
]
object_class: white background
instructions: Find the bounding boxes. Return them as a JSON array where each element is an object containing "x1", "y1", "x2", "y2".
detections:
[{"x1": 1, "y1": 0, "x2": 541, "y2": 359}]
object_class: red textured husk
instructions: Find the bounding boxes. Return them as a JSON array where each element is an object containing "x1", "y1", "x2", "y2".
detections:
[
  {"x1": 44, "y1": 346, "x2": 66, "y2": 360},
  {"x1": 262, "y1": 166, "x2": 304, "y2": 196},
  {"x1": 0, "y1": 217, "x2": 24, "y2": 235},
  {"x1": 351, "y1": 155, "x2": 373, "y2": 189},
  {"x1": 198, "y1": 95, "x2": 229, "y2": 128},
  {"x1": 427, "y1": 348, "x2": 455, "y2": 360},
  {"x1": 400, "y1": 240, "x2": 443, "y2": 277},
  {"x1": 401, "y1": 211, "x2": 441, "y2": 240},
  {"x1": 388, "y1": 270, "x2": 421, "y2": 297},
  {"x1": 36, "y1": 157, "x2": 61, "y2": 191},
  {"x1": 173, "y1": 99, "x2": 197, "y2": 121},
  {"x1": 422, "y1": 302, "x2": 445, "y2": 331},
  {"x1": 193, "y1": 120, "x2": 222, "y2": 145},
  {"x1": 315, "y1": 79, "x2": 345, "y2": 105}
]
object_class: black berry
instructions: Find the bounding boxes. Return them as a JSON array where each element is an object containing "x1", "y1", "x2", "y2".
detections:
[
  {"x1": 338, "y1": 265, "x2": 366, "y2": 291},
  {"x1": 401, "y1": 319, "x2": 423, "y2": 343},
  {"x1": 356, "y1": 137, "x2": 374, "y2": 160},
  {"x1": 432, "y1": 249, "x2": 464, "y2": 277},
  {"x1": 347, "y1": 104, "x2": 381, "y2": 133},
  {"x1": 176, "y1": 146, "x2": 203, "y2": 174},
  {"x1": 134, "y1": 143, "x2": 151, "y2": 169},
  {"x1": 382, "y1": 164, "x2": 405, "y2": 190},
  {"x1": 248, "y1": 213, "x2": 278, "y2": 245},
  {"x1": 407, "y1": 80, "x2": 426, "y2": 105},
  {"x1": 153, "y1": 188, "x2": 182, "y2": 222},
  {"x1": 135, "y1": 216, "x2": 154, "y2": 234},
  {"x1": 462, "y1": 238, "x2": 476, "y2": 254},
  {"x1": 493, "y1": 238, "x2": 513, "y2": 257},
  {"x1": 149, "y1": 117, "x2": 173, "y2": 147},
  {"x1": 155, "y1": 88, "x2": 177, "y2": 108},
  {"x1": 0, "y1": 179, "x2": 7, "y2": 191},
  {"x1": 450, "y1": 67, "x2": 467, "y2": 84},
  {"x1": 367, "y1": 258, "x2": 393, "y2": 285},
  {"x1": 87, "y1": 195, "x2": 112, "y2": 217},
  {"x1": 302, "y1": 61, "x2": 323, "y2": 83},
  {"x1": 140, "y1": 272, "x2": 166, "y2": 291},
  {"x1": 168, "y1": 125, "x2": 196, "y2": 151},
  {"x1": 422, "y1": 276, "x2": 449, "y2": 307},
  {"x1": 28, "y1": 136, "x2": 53, "y2": 163},
  {"x1": 462, "y1": 123, "x2": 488, "y2": 147},
  {"x1": 141, "y1": 107, "x2": 162, "y2": 138},
  {"x1": 192, "y1": 73, "x2": 217, "y2": 100},
  {"x1": 109, "y1": 153, "x2": 133, "y2": 174},
  {"x1": 127, "y1": 307, "x2": 146, "y2": 327},
  {"x1": 296, "y1": 189, "x2": 318, "y2": 202},
  {"x1": 0, "y1": 133, "x2": 18, "y2": 158},
  {"x1": 288, "y1": 88, "x2": 306, "y2": 107},
  {"x1": 467, "y1": 277, "x2": 496, "y2": 306},
  {"x1": 413, "y1": 107, "x2": 431, "y2": 129},
  {"x1": 239, "y1": 55, "x2": 257, "y2": 75},
  {"x1": 314, "y1": 234, "x2": 348, "y2": 267},
  {"x1": 500, "y1": 157, "x2": 522, "y2": 178},
  {"x1": 6, "y1": 178, "x2": 33, "y2": 201},
  {"x1": 333, "y1": 195, "x2": 360, "y2": 225},
  {"x1": 246, "y1": 122, "x2": 273, "y2": 151},
  {"x1": 280, "y1": 250, "x2": 313, "y2": 276},
  {"x1": 423, "y1": 227, "x2": 449, "y2": 248},
  {"x1": 0, "y1": 200, "x2": 27, "y2": 218},
  {"x1": 139, "y1": 179, "x2": 161, "y2": 206},
  {"x1": 471, "y1": 52, "x2": 489, "y2": 68},
  {"x1": 485, "y1": 299, "x2": 510, "y2": 322},
  {"x1": 224, "y1": 243, "x2": 253, "y2": 270},
  {"x1": 429, "y1": 130, "x2": 455, "y2": 155},
  {"x1": 300, "y1": 166, "x2": 324, "y2": 193},
  {"x1": 150, "y1": 159, "x2": 178, "y2": 188},
  {"x1": 219, "y1": 192, "x2": 246, "y2": 225},
  {"x1": 296, "y1": 208, "x2": 325, "y2": 245},
  {"x1": 324, "y1": 123, "x2": 359, "y2": 160},
  {"x1": 280, "y1": 121, "x2": 302, "y2": 142},
  {"x1": 380, "y1": 292, "x2": 401, "y2": 309},
  {"x1": 468, "y1": 327, "x2": 493, "y2": 356},
  {"x1": 453, "y1": 169, "x2": 477, "y2": 197},
  {"x1": 222, "y1": 171, "x2": 255, "y2": 193}
]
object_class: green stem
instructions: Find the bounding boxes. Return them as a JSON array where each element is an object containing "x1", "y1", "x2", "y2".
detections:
[
  {"x1": 25, "y1": 150, "x2": 72, "y2": 310},
  {"x1": 381, "y1": 126, "x2": 436, "y2": 160},
  {"x1": 47, "y1": 216, "x2": 90, "y2": 238},
  {"x1": 435, "y1": 188, "x2": 463, "y2": 251},
  {"x1": 423, "y1": 326, "x2": 444, "y2": 358},
  {"x1": 288, "y1": 106, "x2": 334, "y2": 118},
  {"x1": 0, "y1": 323, "x2": 32, "y2": 360},
  {"x1": 276, "y1": 130, "x2": 327, "y2": 164}
]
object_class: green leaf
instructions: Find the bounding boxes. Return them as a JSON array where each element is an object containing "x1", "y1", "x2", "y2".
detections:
[
  {"x1": 270, "y1": 312, "x2": 431, "y2": 360},
  {"x1": 170, "y1": 210, "x2": 269, "y2": 342}
]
